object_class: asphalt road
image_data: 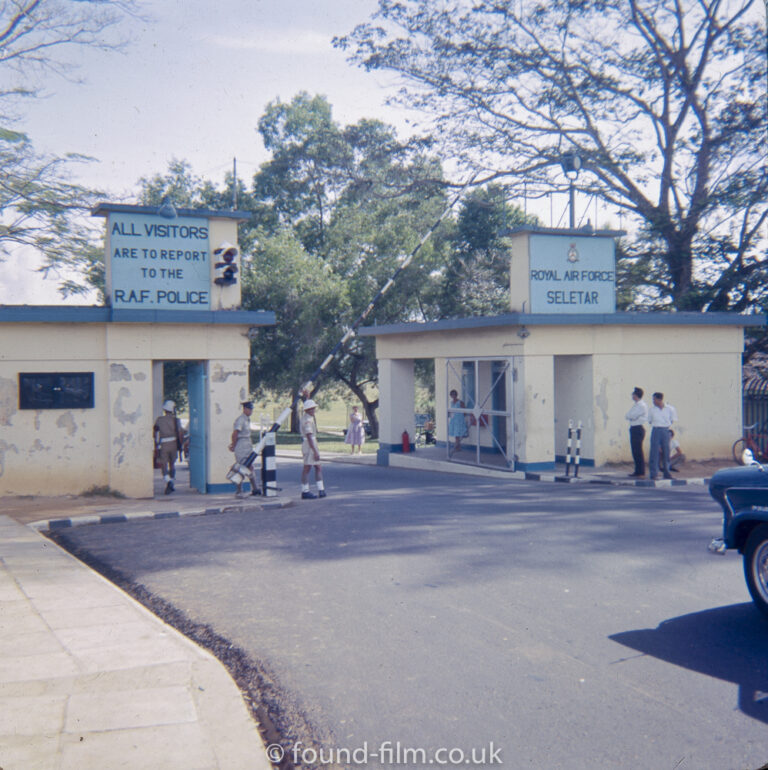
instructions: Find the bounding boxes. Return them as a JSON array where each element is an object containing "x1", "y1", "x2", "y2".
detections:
[{"x1": 51, "y1": 461, "x2": 768, "y2": 770}]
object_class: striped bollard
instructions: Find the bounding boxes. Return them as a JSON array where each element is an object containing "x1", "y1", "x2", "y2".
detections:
[
  {"x1": 261, "y1": 432, "x2": 277, "y2": 497},
  {"x1": 565, "y1": 420, "x2": 574, "y2": 476},
  {"x1": 573, "y1": 421, "x2": 582, "y2": 478}
]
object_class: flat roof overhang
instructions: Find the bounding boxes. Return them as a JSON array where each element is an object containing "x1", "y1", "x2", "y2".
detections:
[
  {"x1": 358, "y1": 311, "x2": 766, "y2": 337},
  {"x1": 0, "y1": 305, "x2": 275, "y2": 326},
  {"x1": 91, "y1": 203, "x2": 251, "y2": 221}
]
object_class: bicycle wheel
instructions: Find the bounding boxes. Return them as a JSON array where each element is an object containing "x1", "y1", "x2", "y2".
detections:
[{"x1": 732, "y1": 438, "x2": 748, "y2": 464}]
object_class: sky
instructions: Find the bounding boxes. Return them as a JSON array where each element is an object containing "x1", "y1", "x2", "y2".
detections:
[{"x1": 0, "y1": 0, "x2": 416, "y2": 304}]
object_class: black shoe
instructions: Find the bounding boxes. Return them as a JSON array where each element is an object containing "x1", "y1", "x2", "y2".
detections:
[
  {"x1": 165, "y1": 481, "x2": 174, "y2": 494},
  {"x1": 318, "y1": 490, "x2": 327, "y2": 498},
  {"x1": 302, "y1": 491, "x2": 317, "y2": 500},
  {"x1": 251, "y1": 488, "x2": 262, "y2": 496},
  {"x1": 670, "y1": 468, "x2": 679, "y2": 473},
  {"x1": 663, "y1": 474, "x2": 673, "y2": 480}
]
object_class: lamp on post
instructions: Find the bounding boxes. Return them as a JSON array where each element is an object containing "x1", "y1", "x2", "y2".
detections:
[{"x1": 560, "y1": 152, "x2": 582, "y2": 229}]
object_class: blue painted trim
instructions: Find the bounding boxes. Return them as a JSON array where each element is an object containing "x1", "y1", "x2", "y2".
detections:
[
  {"x1": 92, "y1": 203, "x2": 251, "y2": 220},
  {"x1": 0, "y1": 305, "x2": 275, "y2": 326},
  {"x1": 376, "y1": 448, "x2": 390, "y2": 466},
  {"x1": 207, "y1": 482, "x2": 243, "y2": 494},
  {"x1": 515, "y1": 460, "x2": 557, "y2": 472},
  {"x1": 358, "y1": 311, "x2": 765, "y2": 336}
]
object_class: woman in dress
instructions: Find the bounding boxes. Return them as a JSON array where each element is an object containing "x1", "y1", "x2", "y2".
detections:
[
  {"x1": 448, "y1": 389, "x2": 467, "y2": 453},
  {"x1": 345, "y1": 405, "x2": 365, "y2": 454}
]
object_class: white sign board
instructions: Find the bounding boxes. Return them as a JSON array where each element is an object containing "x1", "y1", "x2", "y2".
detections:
[
  {"x1": 529, "y1": 234, "x2": 616, "y2": 313},
  {"x1": 108, "y1": 213, "x2": 211, "y2": 310}
]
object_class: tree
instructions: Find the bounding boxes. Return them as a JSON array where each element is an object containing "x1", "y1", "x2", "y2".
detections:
[
  {"x1": 251, "y1": 95, "x2": 451, "y2": 434},
  {"x1": 0, "y1": 0, "x2": 140, "y2": 293},
  {"x1": 241, "y1": 228, "x2": 349, "y2": 432},
  {"x1": 337, "y1": 0, "x2": 768, "y2": 314},
  {"x1": 440, "y1": 185, "x2": 538, "y2": 317}
]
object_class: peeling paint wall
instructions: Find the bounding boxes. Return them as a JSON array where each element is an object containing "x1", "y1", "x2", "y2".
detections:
[
  {"x1": 0, "y1": 321, "x2": 252, "y2": 497},
  {"x1": 207, "y1": 360, "x2": 249, "y2": 486}
]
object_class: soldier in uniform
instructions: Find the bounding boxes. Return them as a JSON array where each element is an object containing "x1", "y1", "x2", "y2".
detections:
[
  {"x1": 153, "y1": 400, "x2": 183, "y2": 494},
  {"x1": 300, "y1": 399, "x2": 326, "y2": 499},
  {"x1": 229, "y1": 401, "x2": 260, "y2": 497}
]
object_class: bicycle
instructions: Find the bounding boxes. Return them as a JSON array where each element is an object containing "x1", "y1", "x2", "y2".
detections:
[
  {"x1": 414, "y1": 413, "x2": 436, "y2": 448},
  {"x1": 732, "y1": 422, "x2": 768, "y2": 464}
]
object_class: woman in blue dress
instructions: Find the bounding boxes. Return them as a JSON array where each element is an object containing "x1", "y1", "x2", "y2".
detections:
[{"x1": 448, "y1": 389, "x2": 467, "y2": 453}]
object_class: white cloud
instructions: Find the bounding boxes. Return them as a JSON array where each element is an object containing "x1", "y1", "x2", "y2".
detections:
[{"x1": 210, "y1": 29, "x2": 334, "y2": 55}]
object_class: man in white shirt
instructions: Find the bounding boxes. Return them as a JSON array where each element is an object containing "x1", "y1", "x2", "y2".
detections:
[
  {"x1": 625, "y1": 386, "x2": 648, "y2": 477},
  {"x1": 648, "y1": 392, "x2": 678, "y2": 480}
]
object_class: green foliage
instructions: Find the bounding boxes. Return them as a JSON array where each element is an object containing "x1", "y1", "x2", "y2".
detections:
[
  {"x1": 439, "y1": 185, "x2": 538, "y2": 318},
  {"x1": 242, "y1": 227, "x2": 349, "y2": 426}
]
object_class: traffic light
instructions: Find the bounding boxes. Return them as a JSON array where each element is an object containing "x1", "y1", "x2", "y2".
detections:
[{"x1": 213, "y1": 242, "x2": 239, "y2": 286}]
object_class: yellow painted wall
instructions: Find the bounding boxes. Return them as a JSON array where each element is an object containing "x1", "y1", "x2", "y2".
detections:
[
  {"x1": 374, "y1": 321, "x2": 745, "y2": 464},
  {"x1": 0, "y1": 321, "x2": 251, "y2": 497}
]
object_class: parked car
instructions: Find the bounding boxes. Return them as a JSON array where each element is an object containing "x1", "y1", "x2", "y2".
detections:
[{"x1": 709, "y1": 452, "x2": 768, "y2": 618}]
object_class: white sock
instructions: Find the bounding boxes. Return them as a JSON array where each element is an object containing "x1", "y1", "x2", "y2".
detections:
[
  {"x1": 302, "y1": 483, "x2": 310, "y2": 493},
  {"x1": 317, "y1": 480, "x2": 325, "y2": 491}
]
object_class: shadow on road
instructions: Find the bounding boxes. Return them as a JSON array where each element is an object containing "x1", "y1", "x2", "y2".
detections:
[{"x1": 610, "y1": 603, "x2": 768, "y2": 724}]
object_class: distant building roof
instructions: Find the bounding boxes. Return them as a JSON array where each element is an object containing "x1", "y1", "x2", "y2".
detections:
[{"x1": 91, "y1": 203, "x2": 251, "y2": 220}]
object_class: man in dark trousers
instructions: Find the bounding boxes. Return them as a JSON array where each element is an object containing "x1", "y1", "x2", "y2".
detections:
[{"x1": 625, "y1": 387, "x2": 648, "y2": 477}]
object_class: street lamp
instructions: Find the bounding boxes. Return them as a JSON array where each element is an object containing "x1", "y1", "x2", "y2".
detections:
[{"x1": 560, "y1": 152, "x2": 582, "y2": 229}]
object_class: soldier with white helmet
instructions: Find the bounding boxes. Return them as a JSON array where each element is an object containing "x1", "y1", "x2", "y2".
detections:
[
  {"x1": 300, "y1": 399, "x2": 326, "y2": 499},
  {"x1": 153, "y1": 399, "x2": 183, "y2": 494}
]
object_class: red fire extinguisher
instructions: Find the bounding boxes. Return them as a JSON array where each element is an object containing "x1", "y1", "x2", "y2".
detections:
[{"x1": 402, "y1": 429, "x2": 411, "y2": 453}]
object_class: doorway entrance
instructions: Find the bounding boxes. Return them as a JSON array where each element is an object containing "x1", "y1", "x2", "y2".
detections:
[
  {"x1": 152, "y1": 360, "x2": 208, "y2": 496},
  {"x1": 446, "y1": 357, "x2": 514, "y2": 470}
]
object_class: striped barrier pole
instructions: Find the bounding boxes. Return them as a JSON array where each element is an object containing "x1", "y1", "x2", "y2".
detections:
[
  {"x1": 565, "y1": 420, "x2": 574, "y2": 476},
  {"x1": 573, "y1": 421, "x2": 582, "y2": 478},
  {"x1": 261, "y1": 432, "x2": 277, "y2": 496}
]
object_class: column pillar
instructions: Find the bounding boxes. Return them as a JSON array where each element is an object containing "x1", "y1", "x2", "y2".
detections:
[
  {"x1": 513, "y1": 354, "x2": 555, "y2": 471},
  {"x1": 377, "y1": 358, "x2": 415, "y2": 465}
]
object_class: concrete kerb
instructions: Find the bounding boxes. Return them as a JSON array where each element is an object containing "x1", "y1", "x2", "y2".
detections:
[
  {"x1": 29, "y1": 498, "x2": 293, "y2": 534},
  {"x1": 378, "y1": 451, "x2": 712, "y2": 489}
]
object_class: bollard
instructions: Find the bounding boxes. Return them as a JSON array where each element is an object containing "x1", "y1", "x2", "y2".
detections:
[
  {"x1": 565, "y1": 421, "x2": 572, "y2": 476},
  {"x1": 564, "y1": 420, "x2": 583, "y2": 477},
  {"x1": 261, "y1": 432, "x2": 277, "y2": 496},
  {"x1": 573, "y1": 421, "x2": 582, "y2": 477}
]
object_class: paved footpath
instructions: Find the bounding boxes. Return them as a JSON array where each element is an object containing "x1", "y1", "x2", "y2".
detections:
[{"x1": 0, "y1": 512, "x2": 272, "y2": 770}]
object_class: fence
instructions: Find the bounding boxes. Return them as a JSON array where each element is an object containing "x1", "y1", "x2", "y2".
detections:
[{"x1": 743, "y1": 376, "x2": 768, "y2": 431}]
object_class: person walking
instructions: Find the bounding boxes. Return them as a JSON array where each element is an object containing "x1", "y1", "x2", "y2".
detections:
[
  {"x1": 344, "y1": 405, "x2": 366, "y2": 454},
  {"x1": 228, "y1": 401, "x2": 259, "y2": 498},
  {"x1": 301, "y1": 399, "x2": 326, "y2": 499},
  {"x1": 153, "y1": 399, "x2": 183, "y2": 495},
  {"x1": 625, "y1": 386, "x2": 648, "y2": 477},
  {"x1": 648, "y1": 392, "x2": 677, "y2": 480}
]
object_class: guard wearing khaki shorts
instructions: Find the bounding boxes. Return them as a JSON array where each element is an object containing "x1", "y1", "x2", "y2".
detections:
[{"x1": 300, "y1": 399, "x2": 325, "y2": 499}]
